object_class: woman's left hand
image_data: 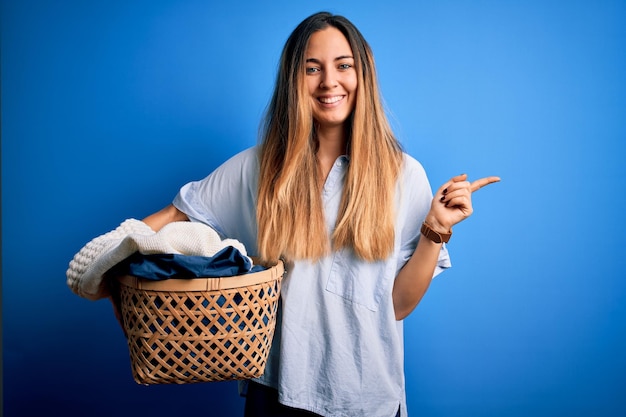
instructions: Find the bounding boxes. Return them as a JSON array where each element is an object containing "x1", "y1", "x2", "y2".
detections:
[{"x1": 425, "y1": 173, "x2": 500, "y2": 234}]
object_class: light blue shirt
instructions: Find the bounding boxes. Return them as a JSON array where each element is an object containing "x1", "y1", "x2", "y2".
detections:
[{"x1": 173, "y1": 147, "x2": 450, "y2": 417}]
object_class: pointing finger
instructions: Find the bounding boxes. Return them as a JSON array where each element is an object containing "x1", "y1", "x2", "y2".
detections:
[{"x1": 470, "y1": 176, "x2": 501, "y2": 192}]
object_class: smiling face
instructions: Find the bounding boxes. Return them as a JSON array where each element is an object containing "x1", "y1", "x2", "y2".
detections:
[{"x1": 304, "y1": 27, "x2": 358, "y2": 130}]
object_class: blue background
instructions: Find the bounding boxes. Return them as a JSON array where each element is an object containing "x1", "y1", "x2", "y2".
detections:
[{"x1": 2, "y1": 1, "x2": 625, "y2": 416}]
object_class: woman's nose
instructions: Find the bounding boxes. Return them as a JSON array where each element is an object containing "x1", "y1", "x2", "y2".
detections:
[{"x1": 319, "y1": 69, "x2": 338, "y2": 89}]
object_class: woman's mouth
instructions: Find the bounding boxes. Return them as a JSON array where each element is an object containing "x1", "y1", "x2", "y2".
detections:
[{"x1": 318, "y1": 95, "x2": 344, "y2": 104}]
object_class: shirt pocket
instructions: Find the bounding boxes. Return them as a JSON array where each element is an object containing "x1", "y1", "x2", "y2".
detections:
[{"x1": 326, "y1": 248, "x2": 396, "y2": 312}]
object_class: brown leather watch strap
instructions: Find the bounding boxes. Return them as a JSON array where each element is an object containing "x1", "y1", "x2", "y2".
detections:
[{"x1": 421, "y1": 222, "x2": 452, "y2": 244}]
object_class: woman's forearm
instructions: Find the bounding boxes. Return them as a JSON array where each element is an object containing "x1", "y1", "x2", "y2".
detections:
[
  {"x1": 142, "y1": 204, "x2": 188, "y2": 231},
  {"x1": 392, "y1": 235, "x2": 443, "y2": 320}
]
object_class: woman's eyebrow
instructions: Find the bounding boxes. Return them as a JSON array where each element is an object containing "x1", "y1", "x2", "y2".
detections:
[{"x1": 305, "y1": 55, "x2": 355, "y2": 63}]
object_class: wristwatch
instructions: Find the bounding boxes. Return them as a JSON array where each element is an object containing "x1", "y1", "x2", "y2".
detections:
[{"x1": 421, "y1": 222, "x2": 452, "y2": 244}]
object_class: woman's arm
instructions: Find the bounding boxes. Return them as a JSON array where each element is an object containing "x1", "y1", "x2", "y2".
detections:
[
  {"x1": 142, "y1": 204, "x2": 189, "y2": 231},
  {"x1": 392, "y1": 229, "x2": 443, "y2": 320},
  {"x1": 393, "y1": 174, "x2": 500, "y2": 320}
]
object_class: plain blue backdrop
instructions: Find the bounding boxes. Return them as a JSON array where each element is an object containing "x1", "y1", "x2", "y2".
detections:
[{"x1": 2, "y1": 1, "x2": 625, "y2": 416}]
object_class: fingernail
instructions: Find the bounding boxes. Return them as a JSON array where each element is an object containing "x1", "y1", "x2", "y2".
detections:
[
  {"x1": 440, "y1": 196, "x2": 445, "y2": 202},
  {"x1": 445, "y1": 201, "x2": 449, "y2": 207},
  {"x1": 443, "y1": 188, "x2": 448, "y2": 195}
]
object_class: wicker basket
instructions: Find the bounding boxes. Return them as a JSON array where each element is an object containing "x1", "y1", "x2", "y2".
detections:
[{"x1": 116, "y1": 259, "x2": 284, "y2": 385}]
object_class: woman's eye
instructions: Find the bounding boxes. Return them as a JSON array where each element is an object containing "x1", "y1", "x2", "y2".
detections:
[
  {"x1": 339, "y1": 63, "x2": 352, "y2": 70},
  {"x1": 306, "y1": 67, "x2": 320, "y2": 74}
]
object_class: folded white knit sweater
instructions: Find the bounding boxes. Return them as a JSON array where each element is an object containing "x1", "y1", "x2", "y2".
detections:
[{"x1": 66, "y1": 219, "x2": 250, "y2": 301}]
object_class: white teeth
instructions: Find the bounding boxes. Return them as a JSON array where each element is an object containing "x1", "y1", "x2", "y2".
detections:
[{"x1": 319, "y1": 96, "x2": 343, "y2": 104}]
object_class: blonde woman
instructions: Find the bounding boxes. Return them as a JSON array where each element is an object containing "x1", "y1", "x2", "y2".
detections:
[{"x1": 143, "y1": 11, "x2": 499, "y2": 417}]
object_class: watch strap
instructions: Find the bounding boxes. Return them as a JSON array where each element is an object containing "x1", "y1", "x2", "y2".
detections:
[{"x1": 421, "y1": 222, "x2": 452, "y2": 243}]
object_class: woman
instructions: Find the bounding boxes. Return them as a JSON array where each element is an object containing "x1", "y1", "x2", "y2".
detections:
[{"x1": 142, "y1": 11, "x2": 499, "y2": 417}]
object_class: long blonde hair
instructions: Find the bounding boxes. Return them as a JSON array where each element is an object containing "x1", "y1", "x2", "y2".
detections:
[{"x1": 257, "y1": 12, "x2": 403, "y2": 263}]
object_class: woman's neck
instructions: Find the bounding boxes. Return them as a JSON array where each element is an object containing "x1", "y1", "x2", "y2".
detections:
[
  {"x1": 316, "y1": 124, "x2": 348, "y2": 184},
  {"x1": 317, "y1": 123, "x2": 348, "y2": 155}
]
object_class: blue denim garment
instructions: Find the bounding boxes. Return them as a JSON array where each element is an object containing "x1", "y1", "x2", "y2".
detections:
[
  {"x1": 108, "y1": 246, "x2": 263, "y2": 280},
  {"x1": 173, "y1": 147, "x2": 450, "y2": 417}
]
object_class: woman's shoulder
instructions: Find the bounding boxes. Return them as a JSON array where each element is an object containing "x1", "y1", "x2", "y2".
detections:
[
  {"x1": 397, "y1": 152, "x2": 434, "y2": 207},
  {"x1": 216, "y1": 145, "x2": 261, "y2": 172},
  {"x1": 227, "y1": 145, "x2": 260, "y2": 163},
  {"x1": 197, "y1": 145, "x2": 260, "y2": 187},
  {"x1": 401, "y1": 152, "x2": 427, "y2": 179}
]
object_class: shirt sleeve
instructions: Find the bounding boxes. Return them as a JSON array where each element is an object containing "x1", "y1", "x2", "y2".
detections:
[
  {"x1": 396, "y1": 154, "x2": 451, "y2": 277},
  {"x1": 172, "y1": 147, "x2": 260, "y2": 255}
]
